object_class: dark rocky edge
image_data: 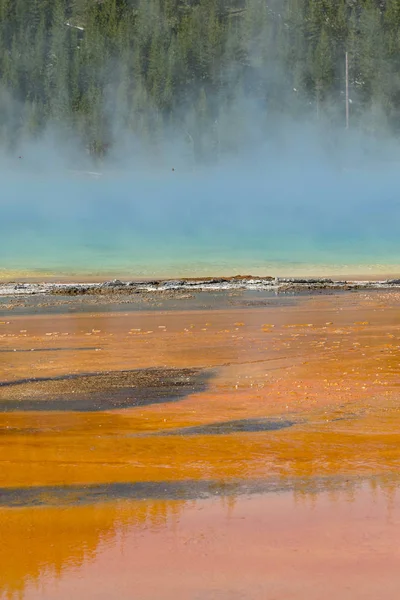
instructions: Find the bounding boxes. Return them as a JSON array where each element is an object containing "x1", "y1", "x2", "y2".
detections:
[{"x1": 1, "y1": 275, "x2": 400, "y2": 297}]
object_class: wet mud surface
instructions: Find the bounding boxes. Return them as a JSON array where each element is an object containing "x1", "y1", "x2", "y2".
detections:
[
  {"x1": 156, "y1": 417, "x2": 297, "y2": 436},
  {"x1": 0, "y1": 289, "x2": 301, "y2": 317},
  {"x1": 2, "y1": 289, "x2": 400, "y2": 599},
  {"x1": 0, "y1": 368, "x2": 210, "y2": 412}
]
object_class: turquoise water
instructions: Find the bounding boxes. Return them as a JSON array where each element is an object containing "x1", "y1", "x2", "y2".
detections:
[{"x1": 2, "y1": 165, "x2": 400, "y2": 279}]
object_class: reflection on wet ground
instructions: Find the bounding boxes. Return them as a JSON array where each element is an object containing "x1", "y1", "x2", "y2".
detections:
[
  {"x1": 2, "y1": 289, "x2": 400, "y2": 598},
  {"x1": 0, "y1": 473, "x2": 389, "y2": 508},
  {"x1": 2, "y1": 482, "x2": 400, "y2": 600}
]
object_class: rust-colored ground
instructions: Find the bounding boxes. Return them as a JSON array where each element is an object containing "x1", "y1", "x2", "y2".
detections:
[{"x1": 1, "y1": 290, "x2": 400, "y2": 599}]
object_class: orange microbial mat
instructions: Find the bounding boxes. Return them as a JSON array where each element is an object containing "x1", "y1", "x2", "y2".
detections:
[{"x1": 1, "y1": 290, "x2": 400, "y2": 599}]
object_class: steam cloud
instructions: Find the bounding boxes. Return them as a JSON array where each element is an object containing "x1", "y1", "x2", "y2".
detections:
[{"x1": 1, "y1": 0, "x2": 400, "y2": 279}]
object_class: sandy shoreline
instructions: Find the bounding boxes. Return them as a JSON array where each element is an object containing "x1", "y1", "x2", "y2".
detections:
[{"x1": 1, "y1": 263, "x2": 400, "y2": 284}]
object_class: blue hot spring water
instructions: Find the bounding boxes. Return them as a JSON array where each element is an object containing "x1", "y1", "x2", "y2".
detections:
[{"x1": 1, "y1": 164, "x2": 400, "y2": 279}]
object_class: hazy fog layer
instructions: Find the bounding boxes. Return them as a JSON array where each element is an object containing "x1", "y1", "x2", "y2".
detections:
[
  {"x1": 1, "y1": 1, "x2": 400, "y2": 279},
  {"x1": 2, "y1": 134, "x2": 400, "y2": 279}
]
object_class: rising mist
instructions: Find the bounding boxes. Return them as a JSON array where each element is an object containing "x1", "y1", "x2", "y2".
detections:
[{"x1": 1, "y1": 0, "x2": 400, "y2": 278}]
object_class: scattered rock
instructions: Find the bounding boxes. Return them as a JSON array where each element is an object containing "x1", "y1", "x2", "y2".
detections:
[
  {"x1": 161, "y1": 280, "x2": 185, "y2": 288},
  {"x1": 102, "y1": 279, "x2": 124, "y2": 288},
  {"x1": 276, "y1": 278, "x2": 334, "y2": 284}
]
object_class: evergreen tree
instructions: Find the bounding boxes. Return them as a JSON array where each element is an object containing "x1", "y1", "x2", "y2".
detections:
[{"x1": 1, "y1": 0, "x2": 400, "y2": 158}]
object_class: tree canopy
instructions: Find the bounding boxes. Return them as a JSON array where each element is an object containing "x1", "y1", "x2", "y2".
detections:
[{"x1": 0, "y1": 0, "x2": 399, "y2": 160}]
